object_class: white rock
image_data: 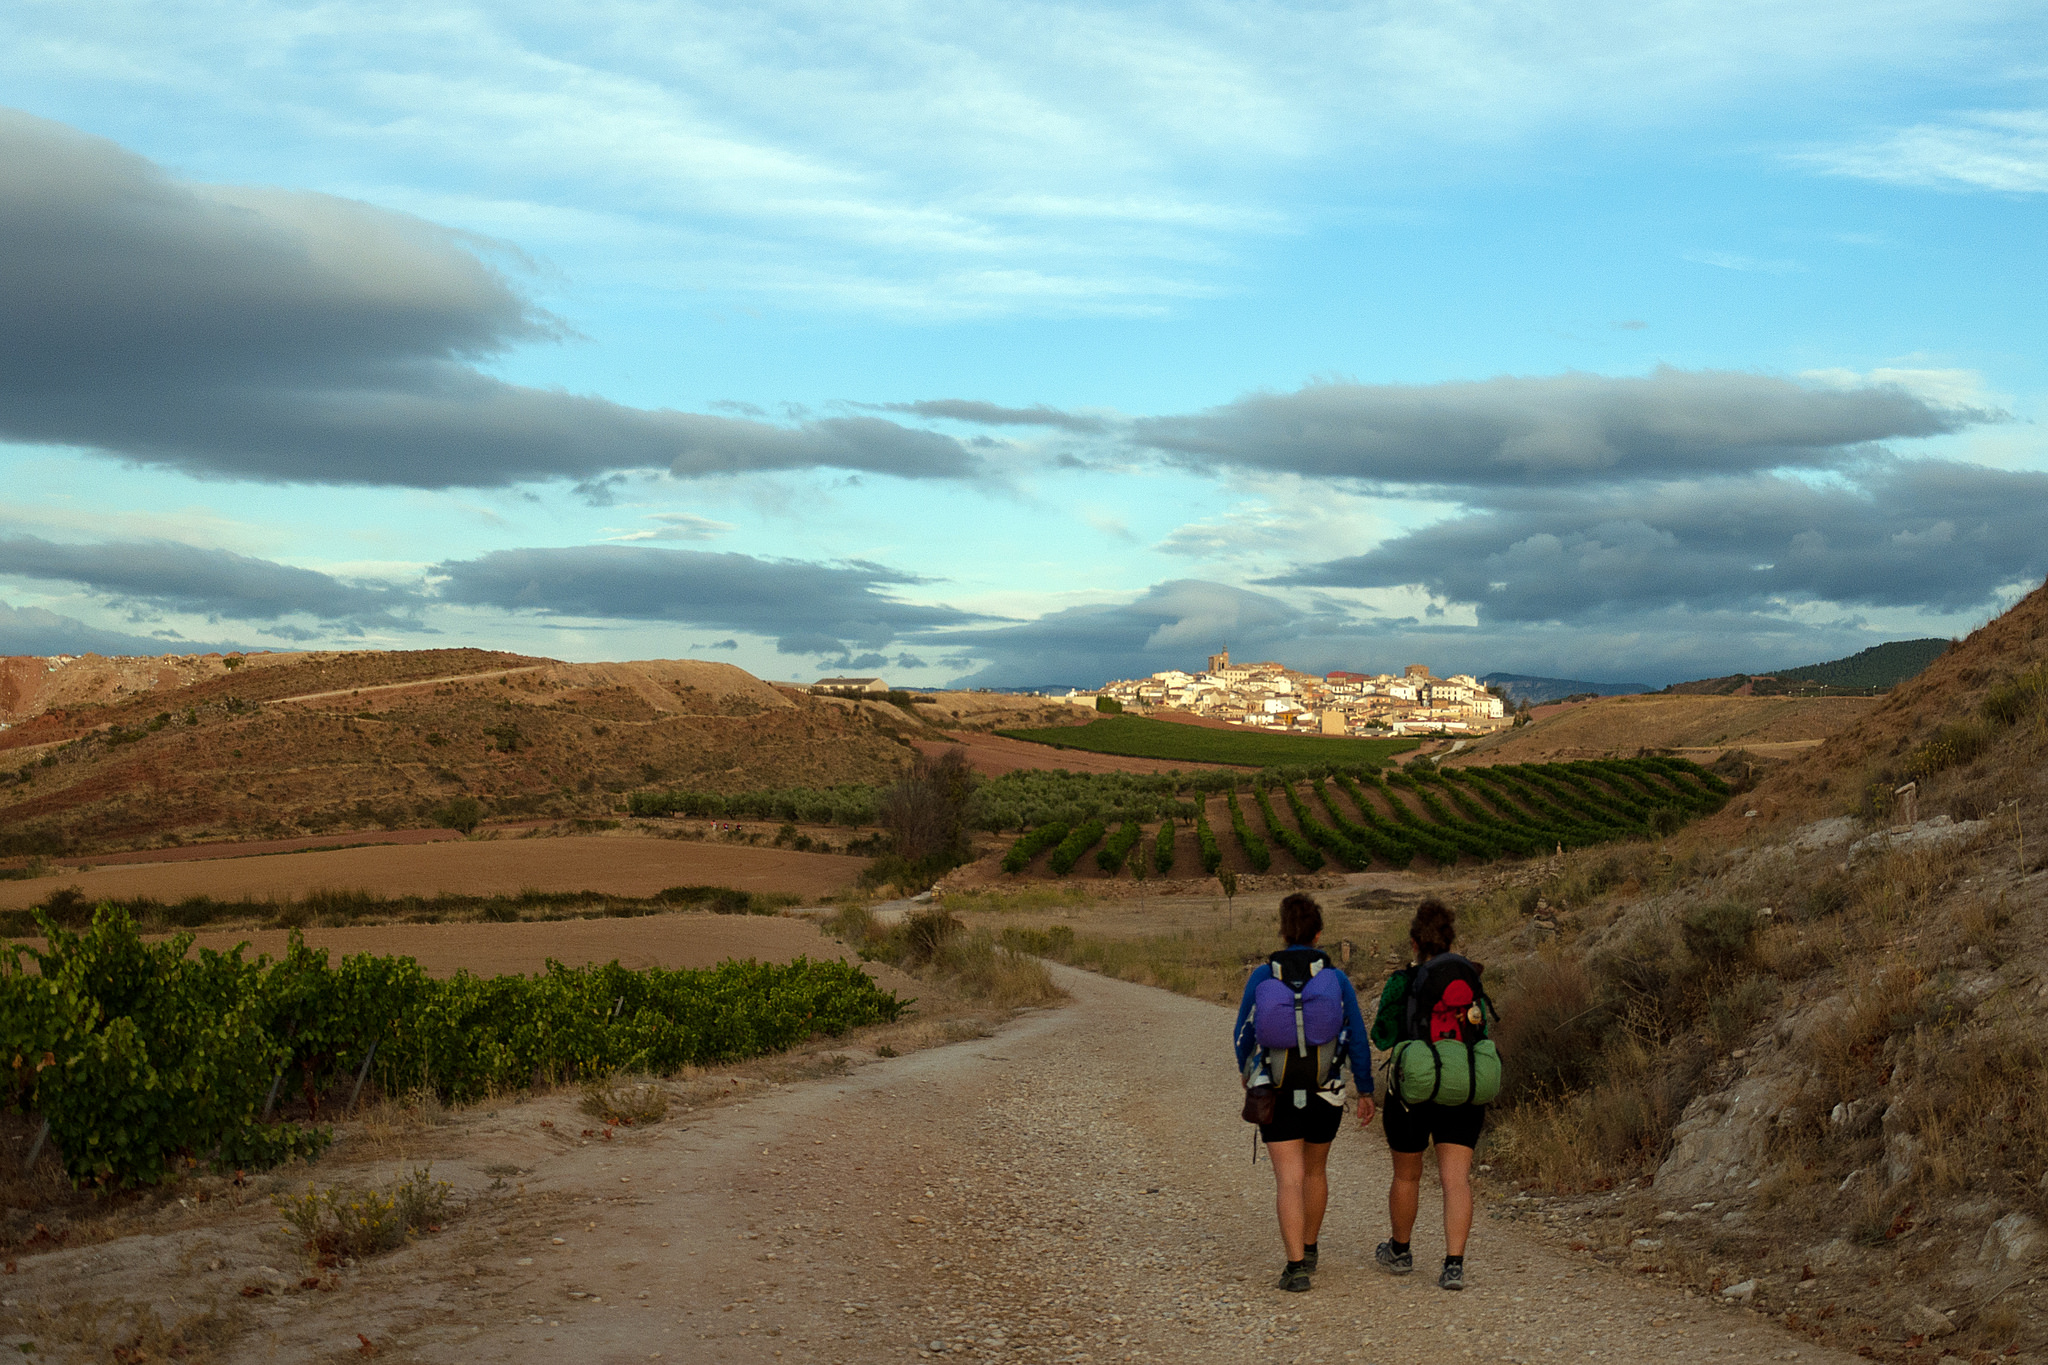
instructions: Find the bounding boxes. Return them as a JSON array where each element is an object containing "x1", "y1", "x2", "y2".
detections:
[
  {"x1": 1722, "y1": 1280, "x2": 1757, "y2": 1302},
  {"x1": 1979, "y1": 1212, "x2": 2045, "y2": 1271},
  {"x1": 1632, "y1": 1238, "x2": 1665, "y2": 1251}
]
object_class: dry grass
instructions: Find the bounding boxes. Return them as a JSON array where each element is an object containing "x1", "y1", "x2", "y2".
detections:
[
  {"x1": 1002, "y1": 917, "x2": 1276, "y2": 1005},
  {"x1": 0, "y1": 1296, "x2": 248, "y2": 1364},
  {"x1": 579, "y1": 1077, "x2": 671, "y2": 1125},
  {"x1": 850, "y1": 907, "x2": 1066, "y2": 1008}
]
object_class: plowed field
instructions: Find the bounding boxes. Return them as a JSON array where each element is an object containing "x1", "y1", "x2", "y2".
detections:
[{"x1": 0, "y1": 834, "x2": 863, "y2": 908}]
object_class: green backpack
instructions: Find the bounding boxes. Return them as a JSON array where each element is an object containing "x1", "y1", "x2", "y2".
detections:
[{"x1": 1378, "y1": 953, "x2": 1502, "y2": 1107}]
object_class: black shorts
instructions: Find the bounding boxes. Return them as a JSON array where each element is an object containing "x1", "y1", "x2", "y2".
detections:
[
  {"x1": 1260, "y1": 1093, "x2": 1344, "y2": 1146},
  {"x1": 1383, "y1": 1096, "x2": 1485, "y2": 1153}
]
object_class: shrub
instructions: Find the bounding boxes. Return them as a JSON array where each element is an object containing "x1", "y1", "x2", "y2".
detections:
[
  {"x1": 1097, "y1": 820, "x2": 1143, "y2": 873},
  {"x1": 1002, "y1": 821, "x2": 1070, "y2": 874},
  {"x1": 433, "y1": 796, "x2": 482, "y2": 834},
  {"x1": 580, "y1": 1077, "x2": 671, "y2": 1124},
  {"x1": 1983, "y1": 663, "x2": 2048, "y2": 726},
  {"x1": 1680, "y1": 898, "x2": 1759, "y2": 973},
  {"x1": 1046, "y1": 820, "x2": 1106, "y2": 876},
  {"x1": 1095, "y1": 695, "x2": 1123, "y2": 713},
  {"x1": 1491, "y1": 955, "x2": 1607, "y2": 1104},
  {"x1": 1154, "y1": 819, "x2": 1176, "y2": 875}
]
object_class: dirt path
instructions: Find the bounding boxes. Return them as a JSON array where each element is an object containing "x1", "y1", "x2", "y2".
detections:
[{"x1": 4, "y1": 965, "x2": 1853, "y2": 1364}]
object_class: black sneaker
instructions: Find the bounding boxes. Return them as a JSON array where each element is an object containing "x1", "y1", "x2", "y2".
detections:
[
  {"x1": 1302, "y1": 1245, "x2": 1319, "y2": 1274},
  {"x1": 1374, "y1": 1241, "x2": 1413, "y2": 1275},
  {"x1": 1278, "y1": 1264, "x2": 1311, "y2": 1293},
  {"x1": 1438, "y1": 1261, "x2": 1465, "y2": 1291}
]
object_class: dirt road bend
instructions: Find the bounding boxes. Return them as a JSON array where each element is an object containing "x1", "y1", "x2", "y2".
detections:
[{"x1": 17, "y1": 967, "x2": 1849, "y2": 1364}]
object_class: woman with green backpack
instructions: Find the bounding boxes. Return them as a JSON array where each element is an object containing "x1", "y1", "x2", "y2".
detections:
[{"x1": 1368, "y1": 899, "x2": 1499, "y2": 1291}]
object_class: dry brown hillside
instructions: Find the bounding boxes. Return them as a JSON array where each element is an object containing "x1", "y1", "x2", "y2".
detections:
[
  {"x1": 1458, "y1": 577, "x2": 2048, "y2": 1360},
  {"x1": 1447, "y1": 692, "x2": 1879, "y2": 765},
  {"x1": 1715, "y1": 579, "x2": 2048, "y2": 835},
  {"x1": 0, "y1": 650, "x2": 931, "y2": 856}
]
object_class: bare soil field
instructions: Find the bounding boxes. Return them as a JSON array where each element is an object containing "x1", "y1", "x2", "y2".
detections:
[
  {"x1": 161, "y1": 911, "x2": 879, "y2": 980},
  {"x1": 0, "y1": 834, "x2": 865, "y2": 909},
  {"x1": 1448, "y1": 692, "x2": 1880, "y2": 765},
  {"x1": 915, "y1": 730, "x2": 1234, "y2": 778}
]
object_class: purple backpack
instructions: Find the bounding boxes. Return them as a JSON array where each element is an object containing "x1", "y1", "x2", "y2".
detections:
[{"x1": 1254, "y1": 948, "x2": 1345, "y2": 1093}]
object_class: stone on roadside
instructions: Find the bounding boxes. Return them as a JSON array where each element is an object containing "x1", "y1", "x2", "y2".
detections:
[
  {"x1": 1904, "y1": 1304, "x2": 1955, "y2": 1338},
  {"x1": 1721, "y1": 1279, "x2": 1757, "y2": 1302}
]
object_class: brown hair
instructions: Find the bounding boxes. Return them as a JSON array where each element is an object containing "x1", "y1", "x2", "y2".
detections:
[
  {"x1": 1409, "y1": 898, "x2": 1455, "y2": 959},
  {"x1": 1279, "y1": 892, "x2": 1323, "y2": 946}
]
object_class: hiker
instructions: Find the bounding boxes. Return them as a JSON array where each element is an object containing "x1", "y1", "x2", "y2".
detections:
[
  {"x1": 1370, "y1": 898, "x2": 1493, "y2": 1291},
  {"x1": 1233, "y1": 892, "x2": 1375, "y2": 1294}
]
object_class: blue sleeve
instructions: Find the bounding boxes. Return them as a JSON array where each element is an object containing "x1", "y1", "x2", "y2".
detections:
[
  {"x1": 1338, "y1": 972, "x2": 1374, "y2": 1093},
  {"x1": 1232, "y1": 966, "x2": 1268, "y2": 1073}
]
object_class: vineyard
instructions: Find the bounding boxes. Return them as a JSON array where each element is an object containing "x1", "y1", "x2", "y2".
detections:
[
  {"x1": 2, "y1": 906, "x2": 904, "y2": 1188},
  {"x1": 989, "y1": 758, "x2": 1729, "y2": 877},
  {"x1": 995, "y1": 715, "x2": 1417, "y2": 768}
]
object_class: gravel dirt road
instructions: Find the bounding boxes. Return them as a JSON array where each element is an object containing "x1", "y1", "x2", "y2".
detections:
[{"x1": 3, "y1": 962, "x2": 1853, "y2": 1364}]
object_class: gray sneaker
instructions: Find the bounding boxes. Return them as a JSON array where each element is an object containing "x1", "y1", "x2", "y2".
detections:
[
  {"x1": 1438, "y1": 1260, "x2": 1465, "y2": 1291},
  {"x1": 1374, "y1": 1241, "x2": 1413, "y2": 1275},
  {"x1": 1301, "y1": 1244, "x2": 1319, "y2": 1274},
  {"x1": 1278, "y1": 1264, "x2": 1311, "y2": 1293}
]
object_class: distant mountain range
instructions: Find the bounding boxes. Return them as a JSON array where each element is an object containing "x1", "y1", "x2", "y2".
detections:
[
  {"x1": 1479, "y1": 673, "x2": 1652, "y2": 706},
  {"x1": 1662, "y1": 638, "x2": 1949, "y2": 696}
]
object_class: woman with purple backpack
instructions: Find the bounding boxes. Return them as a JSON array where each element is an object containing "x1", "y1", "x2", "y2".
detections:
[{"x1": 1233, "y1": 892, "x2": 1375, "y2": 1293}]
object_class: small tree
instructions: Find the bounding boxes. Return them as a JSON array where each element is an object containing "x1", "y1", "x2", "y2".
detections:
[
  {"x1": 1218, "y1": 867, "x2": 1238, "y2": 924},
  {"x1": 435, "y1": 796, "x2": 482, "y2": 835},
  {"x1": 1096, "y1": 695, "x2": 1123, "y2": 713}
]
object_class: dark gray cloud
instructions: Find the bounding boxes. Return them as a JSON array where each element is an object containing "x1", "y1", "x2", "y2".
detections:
[
  {"x1": 872, "y1": 399, "x2": 1109, "y2": 434},
  {"x1": 1128, "y1": 368, "x2": 1985, "y2": 486},
  {"x1": 431, "y1": 544, "x2": 993, "y2": 657},
  {"x1": 0, "y1": 110, "x2": 975, "y2": 488},
  {"x1": 935, "y1": 579, "x2": 1337, "y2": 688},
  {"x1": 0, "y1": 599, "x2": 260, "y2": 657},
  {"x1": 1268, "y1": 460, "x2": 2048, "y2": 623},
  {"x1": 0, "y1": 535, "x2": 427, "y2": 631}
]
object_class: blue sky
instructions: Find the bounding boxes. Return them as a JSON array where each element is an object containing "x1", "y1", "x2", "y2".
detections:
[{"x1": 1, "y1": 0, "x2": 2043, "y2": 687}]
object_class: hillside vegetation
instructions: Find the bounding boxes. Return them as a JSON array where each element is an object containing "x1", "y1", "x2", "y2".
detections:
[
  {"x1": 0, "y1": 650, "x2": 932, "y2": 857},
  {"x1": 1467, "y1": 578, "x2": 2048, "y2": 1358}
]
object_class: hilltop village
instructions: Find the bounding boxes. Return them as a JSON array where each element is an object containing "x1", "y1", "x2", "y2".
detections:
[{"x1": 1082, "y1": 649, "x2": 1512, "y2": 737}]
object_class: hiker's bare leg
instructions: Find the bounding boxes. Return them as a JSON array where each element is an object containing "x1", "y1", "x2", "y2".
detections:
[
  {"x1": 1437, "y1": 1143, "x2": 1474, "y2": 1256},
  {"x1": 1388, "y1": 1148, "x2": 1425, "y2": 1244},
  {"x1": 1300, "y1": 1140, "x2": 1332, "y2": 1249},
  {"x1": 1268, "y1": 1139, "x2": 1308, "y2": 1260}
]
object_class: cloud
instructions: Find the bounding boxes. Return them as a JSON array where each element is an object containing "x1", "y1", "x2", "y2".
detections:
[
  {"x1": 0, "y1": 535, "x2": 428, "y2": 630},
  {"x1": 430, "y1": 544, "x2": 993, "y2": 657},
  {"x1": 1682, "y1": 250, "x2": 1803, "y2": 274},
  {"x1": 0, "y1": 599, "x2": 262, "y2": 658},
  {"x1": 1797, "y1": 109, "x2": 2048, "y2": 193},
  {"x1": 1127, "y1": 368, "x2": 1980, "y2": 488},
  {"x1": 935, "y1": 579, "x2": 1334, "y2": 687},
  {"x1": 1266, "y1": 460, "x2": 2048, "y2": 623},
  {"x1": 606, "y1": 513, "x2": 737, "y2": 543},
  {"x1": 872, "y1": 400, "x2": 1110, "y2": 434},
  {"x1": 0, "y1": 109, "x2": 977, "y2": 488}
]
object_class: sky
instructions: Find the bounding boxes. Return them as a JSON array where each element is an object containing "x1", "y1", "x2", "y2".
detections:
[{"x1": 1, "y1": 0, "x2": 2044, "y2": 689}]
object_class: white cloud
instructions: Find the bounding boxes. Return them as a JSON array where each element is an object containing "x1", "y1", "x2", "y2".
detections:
[
  {"x1": 1682, "y1": 250, "x2": 1803, "y2": 274},
  {"x1": 1797, "y1": 109, "x2": 2048, "y2": 193},
  {"x1": 605, "y1": 512, "x2": 736, "y2": 542},
  {"x1": 5, "y1": 0, "x2": 2031, "y2": 318}
]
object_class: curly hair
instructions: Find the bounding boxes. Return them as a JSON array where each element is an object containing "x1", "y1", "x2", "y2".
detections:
[
  {"x1": 1279, "y1": 892, "x2": 1323, "y2": 946},
  {"x1": 1408, "y1": 898, "x2": 1456, "y2": 959}
]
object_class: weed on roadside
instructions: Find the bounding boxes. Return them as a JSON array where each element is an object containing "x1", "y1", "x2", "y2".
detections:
[{"x1": 579, "y1": 1077, "x2": 671, "y2": 1125}]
